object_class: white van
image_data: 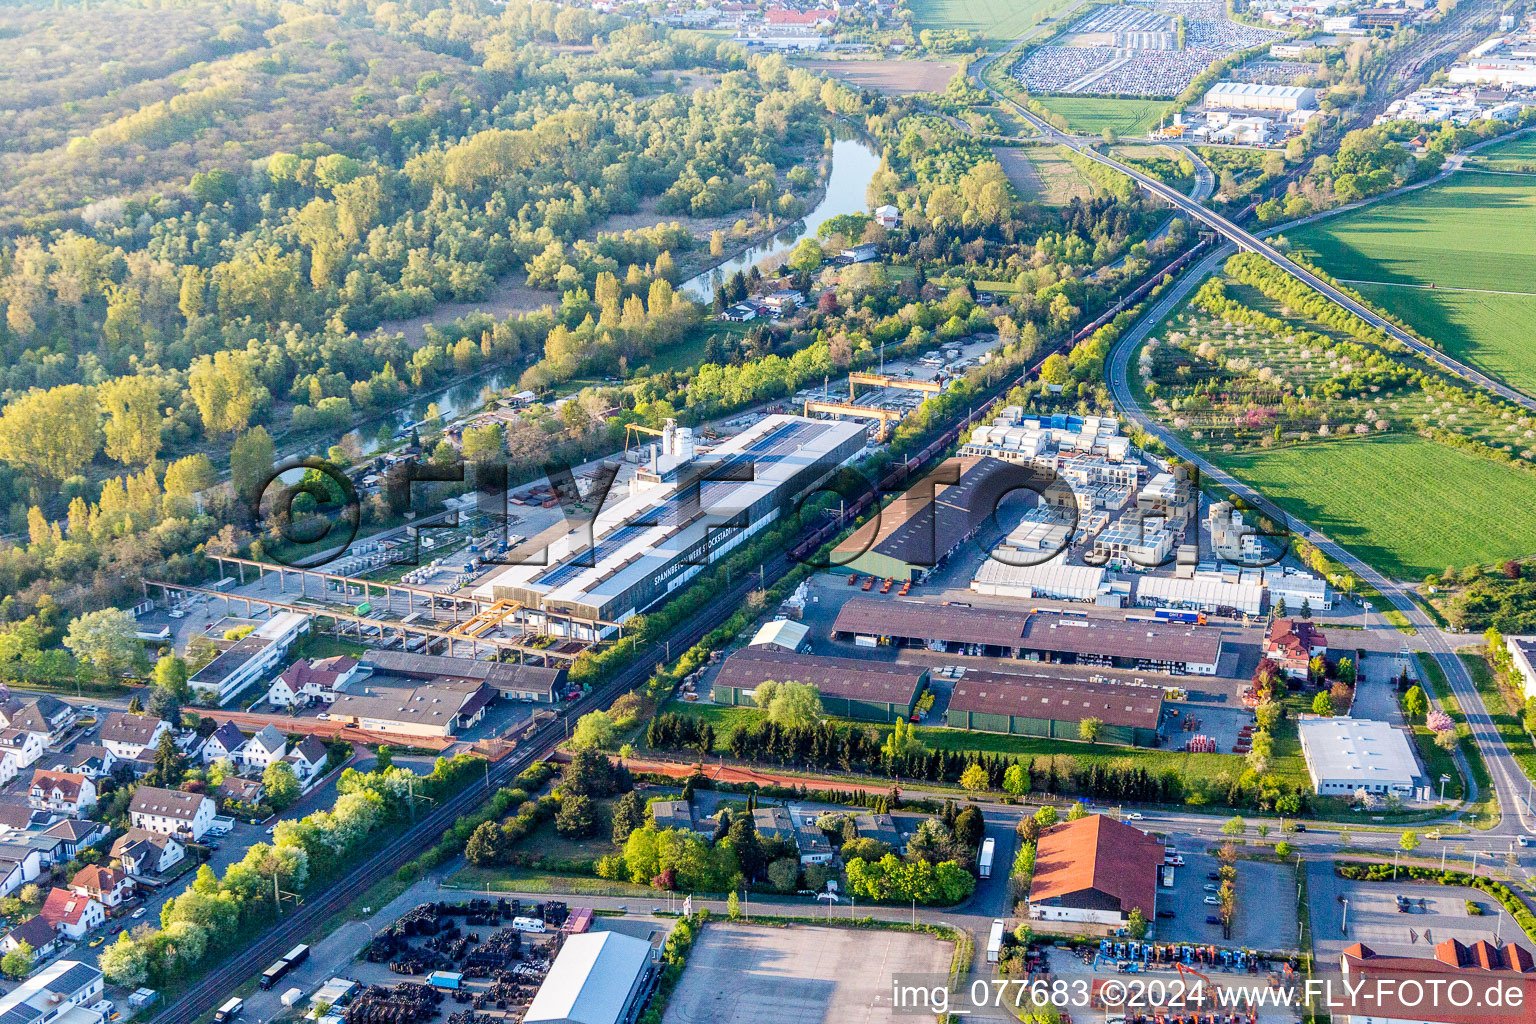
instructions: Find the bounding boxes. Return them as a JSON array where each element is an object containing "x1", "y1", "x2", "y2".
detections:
[{"x1": 512, "y1": 916, "x2": 547, "y2": 933}]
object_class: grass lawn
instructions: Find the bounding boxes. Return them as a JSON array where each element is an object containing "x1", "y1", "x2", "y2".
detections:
[
  {"x1": 1286, "y1": 171, "x2": 1536, "y2": 293},
  {"x1": 654, "y1": 700, "x2": 1310, "y2": 790},
  {"x1": 1416, "y1": 653, "x2": 1498, "y2": 827},
  {"x1": 1460, "y1": 650, "x2": 1536, "y2": 784},
  {"x1": 1468, "y1": 132, "x2": 1536, "y2": 171},
  {"x1": 911, "y1": 0, "x2": 1061, "y2": 38},
  {"x1": 994, "y1": 145, "x2": 1093, "y2": 206},
  {"x1": 449, "y1": 865, "x2": 660, "y2": 897},
  {"x1": 1031, "y1": 95, "x2": 1171, "y2": 138},
  {"x1": 645, "y1": 319, "x2": 751, "y2": 375},
  {"x1": 1346, "y1": 282, "x2": 1536, "y2": 398},
  {"x1": 1204, "y1": 435, "x2": 1536, "y2": 580}
]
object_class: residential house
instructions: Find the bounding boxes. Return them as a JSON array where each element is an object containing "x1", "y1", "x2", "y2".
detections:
[
  {"x1": 0, "y1": 729, "x2": 45, "y2": 784},
  {"x1": 217, "y1": 776, "x2": 264, "y2": 807},
  {"x1": 28, "y1": 770, "x2": 97, "y2": 817},
  {"x1": 0, "y1": 692, "x2": 78, "y2": 747},
  {"x1": 649, "y1": 799, "x2": 715, "y2": 838},
  {"x1": 0, "y1": 844, "x2": 43, "y2": 898},
  {"x1": 39, "y1": 887, "x2": 105, "y2": 941},
  {"x1": 874, "y1": 204, "x2": 901, "y2": 229},
  {"x1": 236, "y1": 724, "x2": 288, "y2": 772},
  {"x1": 20, "y1": 833, "x2": 65, "y2": 869},
  {"x1": 69, "y1": 865, "x2": 134, "y2": 909},
  {"x1": 129, "y1": 786, "x2": 216, "y2": 841},
  {"x1": 0, "y1": 802, "x2": 50, "y2": 834},
  {"x1": 47, "y1": 743, "x2": 115, "y2": 779},
  {"x1": 852, "y1": 812, "x2": 907, "y2": 854},
  {"x1": 760, "y1": 290, "x2": 805, "y2": 317},
  {"x1": 0, "y1": 916, "x2": 58, "y2": 959},
  {"x1": 98, "y1": 713, "x2": 171, "y2": 761},
  {"x1": 1264, "y1": 618, "x2": 1328, "y2": 680},
  {"x1": 267, "y1": 656, "x2": 360, "y2": 708},
  {"x1": 794, "y1": 826, "x2": 834, "y2": 865},
  {"x1": 839, "y1": 243, "x2": 878, "y2": 264},
  {"x1": 200, "y1": 721, "x2": 246, "y2": 766},
  {"x1": 283, "y1": 735, "x2": 329, "y2": 785},
  {"x1": 110, "y1": 828, "x2": 184, "y2": 878},
  {"x1": 752, "y1": 806, "x2": 793, "y2": 840},
  {"x1": 43, "y1": 819, "x2": 106, "y2": 862}
]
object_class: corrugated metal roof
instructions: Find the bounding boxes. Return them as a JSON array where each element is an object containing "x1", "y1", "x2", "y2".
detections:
[
  {"x1": 948, "y1": 669, "x2": 1162, "y2": 730},
  {"x1": 833, "y1": 597, "x2": 1028, "y2": 648},
  {"x1": 523, "y1": 931, "x2": 652, "y2": 1024},
  {"x1": 716, "y1": 648, "x2": 925, "y2": 707},
  {"x1": 833, "y1": 457, "x2": 1015, "y2": 567}
]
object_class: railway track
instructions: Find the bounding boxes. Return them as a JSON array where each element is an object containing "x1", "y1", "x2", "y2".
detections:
[{"x1": 152, "y1": 242, "x2": 1202, "y2": 1024}]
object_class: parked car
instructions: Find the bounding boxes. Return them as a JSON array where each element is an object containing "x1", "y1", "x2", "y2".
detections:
[
  {"x1": 1126, "y1": 812, "x2": 1144, "y2": 820},
  {"x1": 131, "y1": 907, "x2": 146, "y2": 918},
  {"x1": 1203, "y1": 884, "x2": 1219, "y2": 892},
  {"x1": 1203, "y1": 896, "x2": 1220, "y2": 905},
  {"x1": 1207, "y1": 872, "x2": 1220, "y2": 880},
  {"x1": 1206, "y1": 915, "x2": 1221, "y2": 925},
  {"x1": 89, "y1": 936, "x2": 106, "y2": 947},
  {"x1": 1157, "y1": 910, "x2": 1175, "y2": 919}
]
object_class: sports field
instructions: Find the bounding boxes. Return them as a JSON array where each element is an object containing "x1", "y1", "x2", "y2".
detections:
[
  {"x1": 911, "y1": 0, "x2": 1061, "y2": 38},
  {"x1": 1206, "y1": 435, "x2": 1536, "y2": 580},
  {"x1": 1287, "y1": 170, "x2": 1536, "y2": 393},
  {"x1": 1031, "y1": 95, "x2": 1170, "y2": 137}
]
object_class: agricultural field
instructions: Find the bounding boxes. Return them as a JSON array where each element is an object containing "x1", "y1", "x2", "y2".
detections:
[
  {"x1": 1032, "y1": 95, "x2": 1171, "y2": 137},
  {"x1": 1346, "y1": 282, "x2": 1536, "y2": 398},
  {"x1": 1205, "y1": 435, "x2": 1536, "y2": 581},
  {"x1": 792, "y1": 58, "x2": 958, "y2": 95},
  {"x1": 1467, "y1": 131, "x2": 1536, "y2": 172},
  {"x1": 1285, "y1": 170, "x2": 1536, "y2": 395},
  {"x1": 993, "y1": 144, "x2": 1093, "y2": 205},
  {"x1": 1134, "y1": 267, "x2": 1536, "y2": 579},
  {"x1": 1286, "y1": 171, "x2": 1536, "y2": 292},
  {"x1": 910, "y1": 0, "x2": 1062, "y2": 38}
]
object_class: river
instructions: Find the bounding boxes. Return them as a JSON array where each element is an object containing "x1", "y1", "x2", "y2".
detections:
[
  {"x1": 332, "y1": 134, "x2": 882, "y2": 457},
  {"x1": 679, "y1": 135, "x2": 883, "y2": 301}
]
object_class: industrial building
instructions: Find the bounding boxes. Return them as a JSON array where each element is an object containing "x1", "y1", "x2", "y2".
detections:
[
  {"x1": 326, "y1": 676, "x2": 497, "y2": 739},
  {"x1": 1265, "y1": 568, "x2": 1331, "y2": 612},
  {"x1": 1505, "y1": 635, "x2": 1536, "y2": 699},
  {"x1": 1340, "y1": 939, "x2": 1536, "y2": 1024},
  {"x1": 1028, "y1": 815, "x2": 1163, "y2": 927},
  {"x1": 474, "y1": 415, "x2": 865, "y2": 630},
  {"x1": 831, "y1": 599, "x2": 1223, "y2": 674},
  {"x1": 944, "y1": 669, "x2": 1163, "y2": 746},
  {"x1": 1296, "y1": 718, "x2": 1418, "y2": 796},
  {"x1": 832, "y1": 456, "x2": 1015, "y2": 582},
  {"x1": 523, "y1": 930, "x2": 657, "y2": 1024},
  {"x1": 188, "y1": 611, "x2": 310, "y2": 705},
  {"x1": 711, "y1": 648, "x2": 927, "y2": 722},
  {"x1": 971, "y1": 555, "x2": 1108, "y2": 602},
  {"x1": 1135, "y1": 573, "x2": 1264, "y2": 617},
  {"x1": 360, "y1": 650, "x2": 562, "y2": 702},
  {"x1": 1203, "y1": 82, "x2": 1317, "y2": 111},
  {"x1": 747, "y1": 619, "x2": 808, "y2": 653},
  {"x1": 959, "y1": 410, "x2": 1131, "y2": 465}
]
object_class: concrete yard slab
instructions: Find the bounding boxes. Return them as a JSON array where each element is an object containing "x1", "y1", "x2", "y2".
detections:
[
  {"x1": 1308, "y1": 868, "x2": 1508, "y2": 967},
  {"x1": 662, "y1": 922, "x2": 952, "y2": 1024},
  {"x1": 1159, "y1": 852, "x2": 1299, "y2": 951}
]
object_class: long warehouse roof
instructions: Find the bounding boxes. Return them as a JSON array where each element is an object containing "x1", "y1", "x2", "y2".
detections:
[
  {"x1": 948, "y1": 669, "x2": 1162, "y2": 730},
  {"x1": 715, "y1": 648, "x2": 926, "y2": 706}
]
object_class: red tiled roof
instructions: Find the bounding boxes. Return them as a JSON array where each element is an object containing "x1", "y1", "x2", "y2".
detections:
[
  {"x1": 1029, "y1": 815, "x2": 1162, "y2": 917},
  {"x1": 70, "y1": 865, "x2": 127, "y2": 894},
  {"x1": 30, "y1": 770, "x2": 88, "y2": 801},
  {"x1": 1266, "y1": 618, "x2": 1326, "y2": 659},
  {"x1": 40, "y1": 886, "x2": 96, "y2": 926},
  {"x1": 1341, "y1": 940, "x2": 1536, "y2": 1024}
]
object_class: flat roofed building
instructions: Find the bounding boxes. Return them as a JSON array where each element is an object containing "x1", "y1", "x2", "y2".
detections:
[
  {"x1": 832, "y1": 457, "x2": 1017, "y2": 582},
  {"x1": 1297, "y1": 718, "x2": 1418, "y2": 795},
  {"x1": 188, "y1": 611, "x2": 310, "y2": 705},
  {"x1": 1136, "y1": 573, "x2": 1264, "y2": 617},
  {"x1": 360, "y1": 650, "x2": 561, "y2": 702},
  {"x1": 473, "y1": 415, "x2": 865, "y2": 628},
  {"x1": 1505, "y1": 635, "x2": 1536, "y2": 700},
  {"x1": 0, "y1": 960, "x2": 103, "y2": 1024},
  {"x1": 1028, "y1": 815, "x2": 1163, "y2": 926},
  {"x1": 712, "y1": 648, "x2": 926, "y2": 723},
  {"x1": 945, "y1": 669, "x2": 1162, "y2": 746},
  {"x1": 523, "y1": 930, "x2": 656, "y2": 1024},
  {"x1": 327, "y1": 678, "x2": 496, "y2": 739},
  {"x1": 1205, "y1": 81, "x2": 1317, "y2": 110},
  {"x1": 971, "y1": 554, "x2": 1107, "y2": 603}
]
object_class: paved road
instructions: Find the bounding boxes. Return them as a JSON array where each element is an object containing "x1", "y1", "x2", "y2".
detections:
[{"x1": 1095, "y1": 242, "x2": 1536, "y2": 840}]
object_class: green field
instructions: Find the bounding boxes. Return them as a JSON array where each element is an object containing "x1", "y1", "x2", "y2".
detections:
[
  {"x1": 1468, "y1": 131, "x2": 1536, "y2": 171},
  {"x1": 1031, "y1": 95, "x2": 1171, "y2": 137},
  {"x1": 1206, "y1": 435, "x2": 1536, "y2": 580},
  {"x1": 1286, "y1": 170, "x2": 1536, "y2": 395},
  {"x1": 1287, "y1": 171, "x2": 1536, "y2": 293},
  {"x1": 911, "y1": 0, "x2": 1062, "y2": 38},
  {"x1": 1347, "y1": 281, "x2": 1536, "y2": 397}
]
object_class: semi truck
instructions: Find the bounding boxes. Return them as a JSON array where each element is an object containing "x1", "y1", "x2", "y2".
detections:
[
  {"x1": 987, "y1": 919, "x2": 1005, "y2": 964},
  {"x1": 978, "y1": 837, "x2": 996, "y2": 879}
]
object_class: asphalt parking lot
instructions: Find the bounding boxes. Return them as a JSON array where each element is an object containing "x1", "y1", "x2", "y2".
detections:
[
  {"x1": 1158, "y1": 851, "x2": 1299, "y2": 952},
  {"x1": 1308, "y1": 869, "x2": 1509, "y2": 966},
  {"x1": 661, "y1": 922, "x2": 952, "y2": 1024}
]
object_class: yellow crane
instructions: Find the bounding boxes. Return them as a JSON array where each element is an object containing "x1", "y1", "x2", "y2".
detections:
[{"x1": 624, "y1": 422, "x2": 666, "y2": 455}]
